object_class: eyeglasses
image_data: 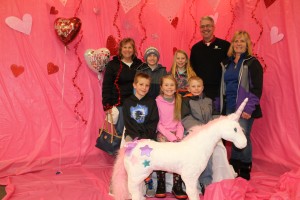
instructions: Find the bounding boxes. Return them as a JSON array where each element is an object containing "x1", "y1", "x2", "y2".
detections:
[{"x1": 200, "y1": 24, "x2": 213, "y2": 29}]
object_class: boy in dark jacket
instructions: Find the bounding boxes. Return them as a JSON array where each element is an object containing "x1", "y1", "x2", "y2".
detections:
[{"x1": 122, "y1": 72, "x2": 159, "y2": 197}]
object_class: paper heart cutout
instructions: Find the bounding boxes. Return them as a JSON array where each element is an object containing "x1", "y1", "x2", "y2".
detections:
[
  {"x1": 270, "y1": 26, "x2": 284, "y2": 44},
  {"x1": 155, "y1": 0, "x2": 184, "y2": 23},
  {"x1": 47, "y1": 62, "x2": 59, "y2": 75},
  {"x1": 93, "y1": 8, "x2": 100, "y2": 15},
  {"x1": 119, "y1": 0, "x2": 141, "y2": 13},
  {"x1": 5, "y1": 14, "x2": 32, "y2": 35},
  {"x1": 264, "y1": 0, "x2": 277, "y2": 8},
  {"x1": 11, "y1": 64, "x2": 25, "y2": 77},
  {"x1": 207, "y1": 0, "x2": 221, "y2": 11},
  {"x1": 106, "y1": 35, "x2": 118, "y2": 56},
  {"x1": 209, "y1": 12, "x2": 219, "y2": 24},
  {"x1": 59, "y1": 0, "x2": 67, "y2": 6},
  {"x1": 50, "y1": 6, "x2": 58, "y2": 15},
  {"x1": 173, "y1": 47, "x2": 178, "y2": 55},
  {"x1": 171, "y1": 17, "x2": 178, "y2": 28}
]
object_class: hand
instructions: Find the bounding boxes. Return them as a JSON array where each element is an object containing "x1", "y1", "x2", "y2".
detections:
[{"x1": 241, "y1": 112, "x2": 251, "y2": 119}]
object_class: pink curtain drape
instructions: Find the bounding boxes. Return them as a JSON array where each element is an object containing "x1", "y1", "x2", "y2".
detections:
[{"x1": 0, "y1": 0, "x2": 299, "y2": 199}]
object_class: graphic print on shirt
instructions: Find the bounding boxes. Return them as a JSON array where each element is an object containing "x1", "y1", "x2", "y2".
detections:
[{"x1": 130, "y1": 104, "x2": 148, "y2": 123}]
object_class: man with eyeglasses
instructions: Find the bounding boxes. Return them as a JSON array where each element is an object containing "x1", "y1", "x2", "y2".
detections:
[
  {"x1": 190, "y1": 16, "x2": 230, "y2": 104},
  {"x1": 189, "y1": 15, "x2": 230, "y2": 194}
]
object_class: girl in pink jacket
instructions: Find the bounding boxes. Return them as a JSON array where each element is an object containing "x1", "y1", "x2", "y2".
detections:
[{"x1": 155, "y1": 75, "x2": 187, "y2": 199}]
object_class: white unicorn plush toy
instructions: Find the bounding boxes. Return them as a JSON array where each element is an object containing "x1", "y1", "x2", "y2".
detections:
[{"x1": 112, "y1": 98, "x2": 248, "y2": 200}]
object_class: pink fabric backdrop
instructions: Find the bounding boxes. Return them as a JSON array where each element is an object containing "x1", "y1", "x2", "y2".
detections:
[{"x1": 0, "y1": 0, "x2": 300, "y2": 199}]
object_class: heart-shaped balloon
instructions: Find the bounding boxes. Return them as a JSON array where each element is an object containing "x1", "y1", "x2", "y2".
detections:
[
  {"x1": 54, "y1": 17, "x2": 81, "y2": 46},
  {"x1": 84, "y1": 48, "x2": 110, "y2": 74}
]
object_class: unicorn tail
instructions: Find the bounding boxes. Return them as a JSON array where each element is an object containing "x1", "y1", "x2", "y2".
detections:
[{"x1": 111, "y1": 147, "x2": 130, "y2": 200}]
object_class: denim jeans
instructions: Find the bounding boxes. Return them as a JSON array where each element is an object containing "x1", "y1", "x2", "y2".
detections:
[
  {"x1": 115, "y1": 106, "x2": 124, "y2": 136},
  {"x1": 226, "y1": 107, "x2": 254, "y2": 163}
]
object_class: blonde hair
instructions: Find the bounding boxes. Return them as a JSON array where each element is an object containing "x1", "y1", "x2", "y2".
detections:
[
  {"x1": 118, "y1": 37, "x2": 137, "y2": 60},
  {"x1": 170, "y1": 50, "x2": 196, "y2": 80},
  {"x1": 188, "y1": 76, "x2": 203, "y2": 86},
  {"x1": 160, "y1": 75, "x2": 182, "y2": 121},
  {"x1": 227, "y1": 31, "x2": 253, "y2": 57}
]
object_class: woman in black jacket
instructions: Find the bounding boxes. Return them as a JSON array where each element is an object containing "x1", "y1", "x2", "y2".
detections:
[{"x1": 102, "y1": 38, "x2": 142, "y2": 135}]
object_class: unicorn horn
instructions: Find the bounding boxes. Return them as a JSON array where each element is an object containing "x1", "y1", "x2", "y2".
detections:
[{"x1": 230, "y1": 98, "x2": 248, "y2": 121}]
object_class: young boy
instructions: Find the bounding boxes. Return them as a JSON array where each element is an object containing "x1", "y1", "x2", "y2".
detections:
[
  {"x1": 137, "y1": 47, "x2": 167, "y2": 98},
  {"x1": 181, "y1": 76, "x2": 214, "y2": 194},
  {"x1": 122, "y1": 72, "x2": 159, "y2": 197}
]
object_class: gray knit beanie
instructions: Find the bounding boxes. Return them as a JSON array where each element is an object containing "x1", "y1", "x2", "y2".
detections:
[{"x1": 144, "y1": 47, "x2": 160, "y2": 62}]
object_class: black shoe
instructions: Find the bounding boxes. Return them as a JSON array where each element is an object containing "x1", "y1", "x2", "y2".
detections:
[
  {"x1": 239, "y1": 162, "x2": 252, "y2": 180},
  {"x1": 200, "y1": 182, "x2": 206, "y2": 195},
  {"x1": 172, "y1": 186, "x2": 188, "y2": 199},
  {"x1": 155, "y1": 181, "x2": 166, "y2": 198}
]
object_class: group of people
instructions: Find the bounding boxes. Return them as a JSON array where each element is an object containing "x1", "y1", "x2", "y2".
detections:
[{"x1": 102, "y1": 16, "x2": 263, "y2": 199}]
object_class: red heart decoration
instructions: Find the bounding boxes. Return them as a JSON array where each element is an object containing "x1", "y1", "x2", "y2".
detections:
[
  {"x1": 47, "y1": 62, "x2": 59, "y2": 75},
  {"x1": 264, "y1": 0, "x2": 276, "y2": 8},
  {"x1": 50, "y1": 6, "x2": 58, "y2": 15},
  {"x1": 11, "y1": 64, "x2": 24, "y2": 77},
  {"x1": 106, "y1": 35, "x2": 118, "y2": 56},
  {"x1": 54, "y1": 17, "x2": 81, "y2": 46},
  {"x1": 173, "y1": 47, "x2": 178, "y2": 55},
  {"x1": 171, "y1": 17, "x2": 178, "y2": 28}
]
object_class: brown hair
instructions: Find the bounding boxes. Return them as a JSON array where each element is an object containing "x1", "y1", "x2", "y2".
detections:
[
  {"x1": 134, "y1": 72, "x2": 151, "y2": 84},
  {"x1": 160, "y1": 75, "x2": 182, "y2": 121},
  {"x1": 118, "y1": 37, "x2": 137, "y2": 60},
  {"x1": 170, "y1": 50, "x2": 196, "y2": 80},
  {"x1": 227, "y1": 30, "x2": 253, "y2": 57}
]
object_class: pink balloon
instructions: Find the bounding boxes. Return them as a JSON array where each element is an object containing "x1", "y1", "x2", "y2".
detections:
[{"x1": 84, "y1": 48, "x2": 110, "y2": 74}]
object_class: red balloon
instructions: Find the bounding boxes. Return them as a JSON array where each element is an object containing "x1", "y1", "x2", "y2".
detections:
[{"x1": 54, "y1": 17, "x2": 81, "y2": 46}]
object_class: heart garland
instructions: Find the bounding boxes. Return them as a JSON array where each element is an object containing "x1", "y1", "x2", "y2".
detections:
[
  {"x1": 11, "y1": 64, "x2": 25, "y2": 77},
  {"x1": 5, "y1": 13, "x2": 32, "y2": 35},
  {"x1": 171, "y1": 17, "x2": 178, "y2": 28}
]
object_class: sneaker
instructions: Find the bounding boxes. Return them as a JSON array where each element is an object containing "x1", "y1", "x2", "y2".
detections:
[
  {"x1": 145, "y1": 178, "x2": 156, "y2": 197},
  {"x1": 199, "y1": 183, "x2": 206, "y2": 195}
]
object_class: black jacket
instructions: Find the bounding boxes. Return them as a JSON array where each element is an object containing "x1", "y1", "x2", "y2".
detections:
[
  {"x1": 123, "y1": 94, "x2": 159, "y2": 140},
  {"x1": 102, "y1": 56, "x2": 142, "y2": 111}
]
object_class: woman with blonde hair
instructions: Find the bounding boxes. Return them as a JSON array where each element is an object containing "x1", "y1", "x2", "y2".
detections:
[{"x1": 219, "y1": 30, "x2": 263, "y2": 180}]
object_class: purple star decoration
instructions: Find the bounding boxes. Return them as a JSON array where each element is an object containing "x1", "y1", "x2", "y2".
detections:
[
  {"x1": 125, "y1": 138, "x2": 139, "y2": 156},
  {"x1": 140, "y1": 145, "x2": 153, "y2": 157}
]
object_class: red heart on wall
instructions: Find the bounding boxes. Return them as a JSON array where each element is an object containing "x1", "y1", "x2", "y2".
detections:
[
  {"x1": 173, "y1": 47, "x2": 178, "y2": 55},
  {"x1": 50, "y1": 6, "x2": 58, "y2": 15},
  {"x1": 11, "y1": 64, "x2": 24, "y2": 77},
  {"x1": 171, "y1": 17, "x2": 178, "y2": 28},
  {"x1": 106, "y1": 35, "x2": 118, "y2": 56},
  {"x1": 47, "y1": 62, "x2": 59, "y2": 75},
  {"x1": 264, "y1": 0, "x2": 276, "y2": 8}
]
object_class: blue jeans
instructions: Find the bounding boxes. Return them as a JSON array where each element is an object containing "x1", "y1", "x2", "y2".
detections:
[
  {"x1": 226, "y1": 107, "x2": 254, "y2": 163},
  {"x1": 115, "y1": 106, "x2": 124, "y2": 136}
]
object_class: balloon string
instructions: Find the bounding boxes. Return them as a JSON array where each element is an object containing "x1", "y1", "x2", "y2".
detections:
[{"x1": 57, "y1": 46, "x2": 67, "y2": 175}]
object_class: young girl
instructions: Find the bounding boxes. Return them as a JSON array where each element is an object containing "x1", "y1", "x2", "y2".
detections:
[
  {"x1": 155, "y1": 75, "x2": 187, "y2": 199},
  {"x1": 170, "y1": 50, "x2": 197, "y2": 96}
]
